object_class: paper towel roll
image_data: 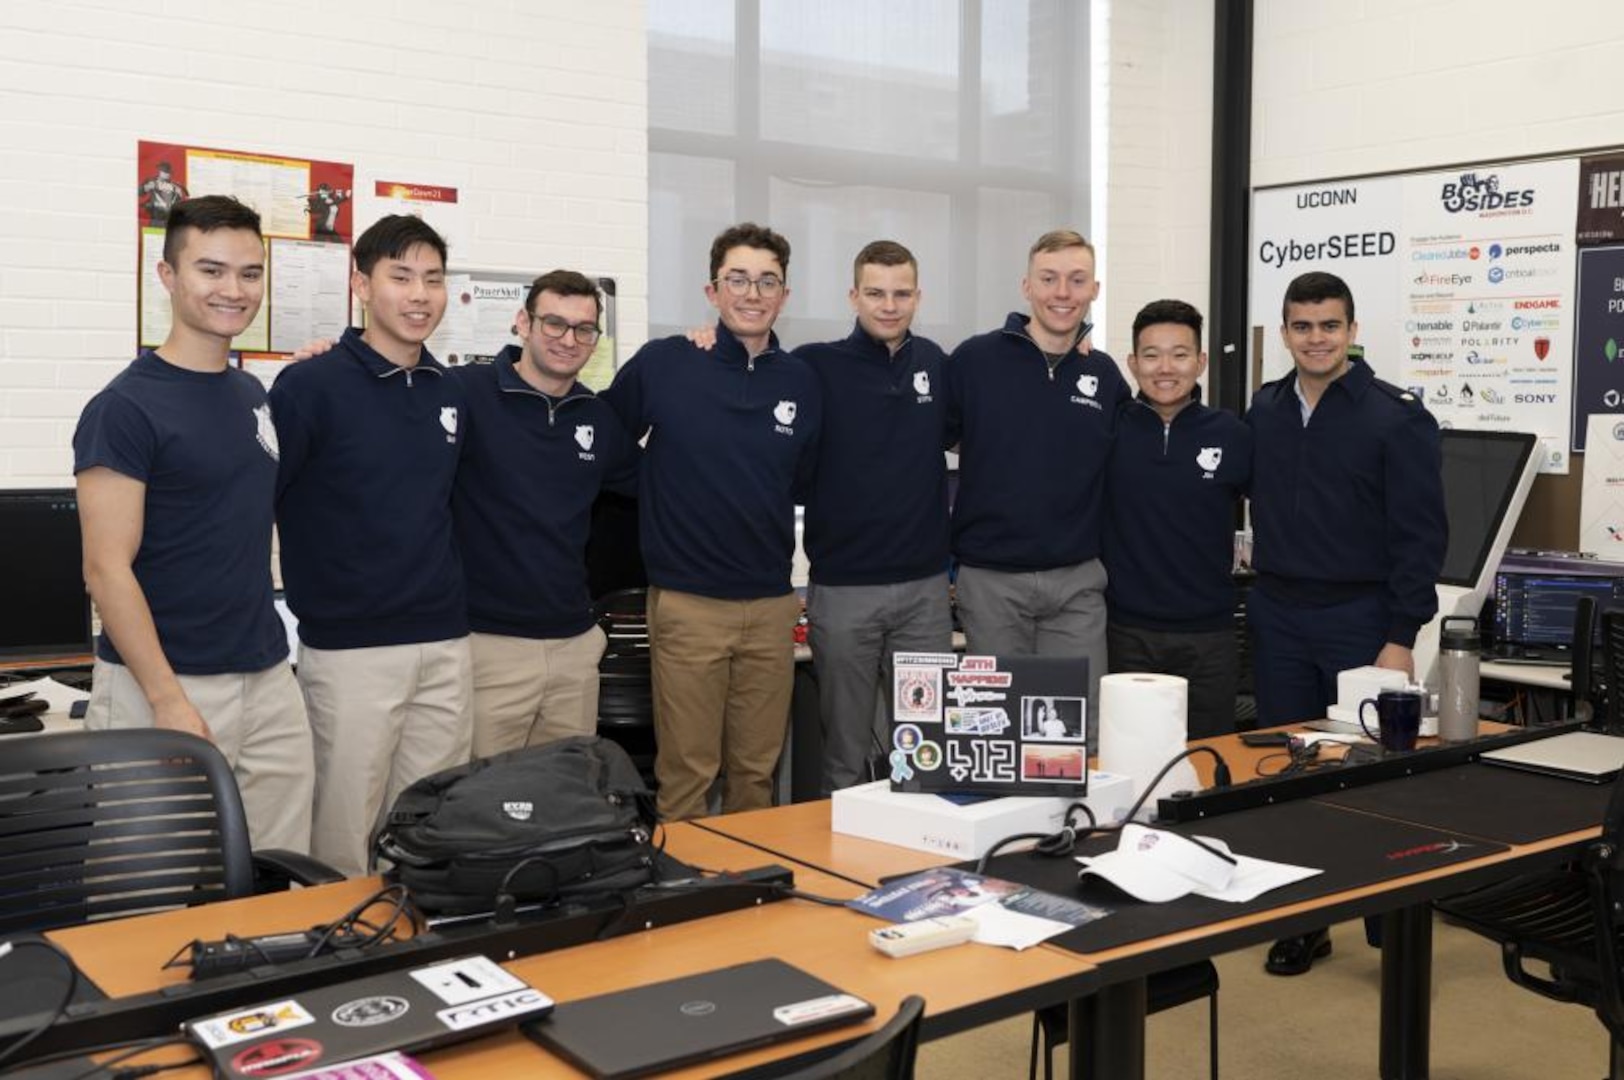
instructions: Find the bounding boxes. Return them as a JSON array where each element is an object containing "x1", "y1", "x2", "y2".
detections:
[{"x1": 1096, "y1": 672, "x2": 1196, "y2": 821}]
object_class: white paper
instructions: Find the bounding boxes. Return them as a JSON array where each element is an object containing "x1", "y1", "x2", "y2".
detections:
[
  {"x1": 961, "y1": 901, "x2": 1071, "y2": 950},
  {"x1": 5, "y1": 676, "x2": 89, "y2": 712}
]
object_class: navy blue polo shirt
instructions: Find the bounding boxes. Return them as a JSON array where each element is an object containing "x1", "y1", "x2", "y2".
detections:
[
  {"x1": 72, "y1": 351, "x2": 288, "y2": 674},
  {"x1": 1103, "y1": 397, "x2": 1252, "y2": 632},
  {"x1": 795, "y1": 323, "x2": 950, "y2": 586},
  {"x1": 601, "y1": 322, "x2": 821, "y2": 600},
  {"x1": 270, "y1": 328, "x2": 469, "y2": 650},
  {"x1": 453, "y1": 347, "x2": 638, "y2": 639},
  {"x1": 1247, "y1": 357, "x2": 1446, "y2": 647},
  {"x1": 946, "y1": 313, "x2": 1130, "y2": 571}
]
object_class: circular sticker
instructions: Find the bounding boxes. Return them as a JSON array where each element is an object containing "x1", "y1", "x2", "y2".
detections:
[
  {"x1": 232, "y1": 1038, "x2": 323, "y2": 1078},
  {"x1": 332, "y1": 995, "x2": 410, "y2": 1027},
  {"x1": 893, "y1": 724, "x2": 923, "y2": 753},
  {"x1": 914, "y1": 740, "x2": 942, "y2": 771},
  {"x1": 898, "y1": 673, "x2": 937, "y2": 713}
]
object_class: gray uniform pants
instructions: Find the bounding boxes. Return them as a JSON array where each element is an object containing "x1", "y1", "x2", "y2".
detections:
[
  {"x1": 954, "y1": 559, "x2": 1108, "y2": 746},
  {"x1": 807, "y1": 573, "x2": 953, "y2": 794}
]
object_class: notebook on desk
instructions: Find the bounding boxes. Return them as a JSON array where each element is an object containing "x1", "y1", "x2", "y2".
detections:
[
  {"x1": 1479, "y1": 731, "x2": 1624, "y2": 783},
  {"x1": 522, "y1": 958, "x2": 874, "y2": 1079}
]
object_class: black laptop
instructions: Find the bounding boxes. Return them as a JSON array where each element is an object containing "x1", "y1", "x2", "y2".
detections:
[
  {"x1": 182, "y1": 954, "x2": 552, "y2": 1079},
  {"x1": 523, "y1": 958, "x2": 874, "y2": 1079}
]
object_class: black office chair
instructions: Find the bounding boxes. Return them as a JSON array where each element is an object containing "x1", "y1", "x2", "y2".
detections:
[
  {"x1": 769, "y1": 995, "x2": 924, "y2": 1080},
  {"x1": 1029, "y1": 960, "x2": 1220, "y2": 1080},
  {"x1": 595, "y1": 587, "x2": 658, "y2": 788},
  {"x1": 1434, "y1": 757, "x2": 1624, "y2": 1078},
  {"x1": 0, "y1": 729, "x2": 341, "y2": 936},
  {"x1": 1600, "y1": 608, "x2": 1624, "y2": 736}
]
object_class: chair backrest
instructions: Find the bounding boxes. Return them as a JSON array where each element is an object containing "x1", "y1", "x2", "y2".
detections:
[
  {"x1": 1601, "y1": 607, "x2": 1624, "y2": 735},
  {"x1": 1571, "y1": 596, "x2": 1598, "y2": 724},
  {"x1": 769, "y1": 996, "x2": 924, "y2": 1080},
  {"x1": 595, "y1": 588, "x2": 653, "y2": 723},
  {"x1": 0, "y1": 729, "x2": 257, "y2": 935}
]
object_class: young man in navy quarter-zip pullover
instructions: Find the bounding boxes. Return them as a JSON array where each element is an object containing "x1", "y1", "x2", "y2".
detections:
[
  {"x1": 602, "y1": 223, "x2": 821, "y2": 822},
  {"x1": 796, "y1": 241, "x2": 953, "y2": 794},
  {"x1": 1102, "y1": 300, "x2": 1251, "y2": 739},
  {"x1": 271, "y1": 215, "x2": 472, "y2": 878},
  {"x1": 74, "y1": 196, "x2": 313, "y2": 854},
  {"x1": 453, "y1": 270, "x2": 637, "y2": 758},
  {"x1": 1249, "y1": 271, "x2": 1445, "y2": 976},
  {"x1": 946, "y1": 229, "x2": 1128, "y2": 746}
]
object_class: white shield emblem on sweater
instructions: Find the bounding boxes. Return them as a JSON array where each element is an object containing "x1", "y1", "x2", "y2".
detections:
[
  {"x1": 913, "y1": 371, "x2": 930, "y2": 395},
  {"x1": 1077, "y1": 374, "x2": 1098, "y2": 397},
  {"x1": 440, "y1": 406, "x2": 458, "y2": 435},
  {"x1": 1197, "y1": 446, "x2": 1223, "y2": 472},
  {"x1": 575, "y1": 424, "x2": 595, "y2": 451},
  {"x1": 252, "y1": 403, "x2": 279, "y2": 461},
  {"x1": 774, "y1": 400, "x2": 797, "y2": 425}
]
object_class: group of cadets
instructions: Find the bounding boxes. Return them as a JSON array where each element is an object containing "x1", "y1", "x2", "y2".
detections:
[{"x1": 72, "y1": 198, "x2": 1446, "y2": 980}]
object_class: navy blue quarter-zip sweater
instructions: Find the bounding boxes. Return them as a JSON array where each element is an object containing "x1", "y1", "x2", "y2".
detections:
[
  {"x1": 795, "y1": 322, "x2": 950, "y2": 586},
  {"x1": 1103, "y1": 397, "x2": 1252, "y2": 632},
  {"x1": 1247, "y1": 356, "x2": 1446, "y2": 647},
  {"x1": 946, "y1": 312, "x2": 1129, "y2": 571},
  {"x1": 452, "y1": 347, "x2": 637, "y2": 639},
  {"x1": 270, "y1": 327, "x2": 468, "y2": 649},
  {"x1": 601, "y1": 322, "x2": 821, "y2": 599}
]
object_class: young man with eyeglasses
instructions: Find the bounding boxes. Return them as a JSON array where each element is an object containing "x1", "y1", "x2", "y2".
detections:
[
  {"x1": 270, "y1": 215, "x2": 471, "y2": 877},
  {"x1": 946, "y1": 229, "x2": 1128, "y2": 747},
  {"x1": 451, "y1": 270, "x2": 636, "y2": 758},
  {"x1": 603, "y1": 222, "x2": 821, "y2": 821},
  {"x1": 794, "y1": 240, "x2": 953, "y2": 793}
]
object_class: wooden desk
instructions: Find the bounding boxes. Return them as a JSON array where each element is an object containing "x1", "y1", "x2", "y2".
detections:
[
  {"x1": 44, "y1": 823, "x2": 1096, "y2": 1079},
  {"x1": 693, "y1": 737, "x2": 1599, "y2": 1080}
]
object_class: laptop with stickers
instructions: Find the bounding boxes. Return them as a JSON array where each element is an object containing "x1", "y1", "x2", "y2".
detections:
[
  {"x1": 889, "y1": 652, "x2": 1090, "y2": 797},
  {"x1": 522, "y1": 958, "x2": 874, "y2": 1079},
  {"x1": 182, "y1": 954, "x2": 552, "y2": 1079}
]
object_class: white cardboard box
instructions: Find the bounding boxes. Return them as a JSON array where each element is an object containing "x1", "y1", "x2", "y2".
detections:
[{"x1": 830, "y1": 772, "x2": 1136, "y2": 861}]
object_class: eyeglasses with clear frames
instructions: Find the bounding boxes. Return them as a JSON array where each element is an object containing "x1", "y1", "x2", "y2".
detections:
[
  {"x1": 528, "y1": 312, "x2": 601, "y2": 347},
  {"x1": 714, "y1": 273, "x2": 785, "y2": 298}
]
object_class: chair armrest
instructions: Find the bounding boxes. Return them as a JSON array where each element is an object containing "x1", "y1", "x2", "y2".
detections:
[{"x1": 253, "y1": 848, "x2": 348, "y2": 892}]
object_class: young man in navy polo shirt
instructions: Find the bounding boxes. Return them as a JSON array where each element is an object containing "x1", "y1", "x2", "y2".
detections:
[
  {"x1": 796, "y1": 241, "x2": 952, "y2": 793},
  {"x1": 74, "y1": 196, "x2": 313, "y2": 853},
  {"x1": 603, "y1": 223, "x2": 821, "y2": 821},
  {"x1": 453, "y1": 270, "x2": 636, "y2": 757},
  {"x1": 946, "y1": 229, "x2": 1128, "y2": 745},
  {"x1": 271, "y1": 216, "x2": 470, "y2": 877},
  {"x1": 1103, "y1": 300, "x2": 1251, "y2": 738},
  {"x1": 1248, "y1": 270, "x2": 1445, "y2": 975}
]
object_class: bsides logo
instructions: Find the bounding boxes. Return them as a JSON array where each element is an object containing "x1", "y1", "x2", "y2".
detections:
[{"x1": 1440, "y1": 172, "x2": 1534, "y2": 213}]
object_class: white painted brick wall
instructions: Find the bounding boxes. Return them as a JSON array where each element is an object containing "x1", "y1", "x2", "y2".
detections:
[
  {"x1": 0, "y1": 0, "x2": 648, "y2": 487},
  {"x1": 1252, "y1": 0, "x2": 1624, "y2": 187},
  {"x1": 1100, "y1": 0, "x2": 1214, "y2": 368}
]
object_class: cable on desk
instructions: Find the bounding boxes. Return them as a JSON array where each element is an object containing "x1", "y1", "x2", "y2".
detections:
[
  {"x1": 57, "y1": 1034, "x2": 197, "y2": 1080},
  {"x1": 0, "y1": 937, "x2": 81, "y2": 1072}
]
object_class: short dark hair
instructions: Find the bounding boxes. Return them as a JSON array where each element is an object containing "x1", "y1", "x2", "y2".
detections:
[
  {"x1": 1282, "y1": 271, "x2": 1355, "y2": 324},
  {"x1": 162, "y1": 195, "x2": 262, "y2": 265},
  {"x1": 852, "y1": 240, "x2": 917, "y2": 287},
  {"x1": 1132, "y1": 299, "x2": 1204, "y2": 353},
  {"x1": 709, "y1": 222, "x2": 790, "y2": 283},
  {"x1": 526, "y1": 269, "x2": 602, "y2": 320},
  {"x1": 353, "y1": 214, "x2": 448, "y2": 275}
]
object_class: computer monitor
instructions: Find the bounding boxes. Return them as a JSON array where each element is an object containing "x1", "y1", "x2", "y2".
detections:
[
  {"x1": 1492, "y1": 573, "x2": 1623, "y2": 650},
  {"x1": 1438, "y1": 430, "x2": 1540, "y2": 588},
  {"x1": 0, "y1": 488, "x2": 93, "y2": 664}
]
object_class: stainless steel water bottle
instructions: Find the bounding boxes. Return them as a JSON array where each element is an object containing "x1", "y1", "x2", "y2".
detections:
[{"x1": 1438, "y1": 615, "x2": 1481, "y2": 742}]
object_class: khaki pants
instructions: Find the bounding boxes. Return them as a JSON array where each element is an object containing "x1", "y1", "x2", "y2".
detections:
[
  {"x1": 297, "y1": 638, "x2": 473, "y2": 878},
  {"x1": 647, "y1": 587, "x2": 800, "y2": 821},
  {"x1": 469, "y1": 626, "x2": 607, "y2": 758},
  {"x1": 86, "y1": 658, "x2": 315, "y2": 855}
]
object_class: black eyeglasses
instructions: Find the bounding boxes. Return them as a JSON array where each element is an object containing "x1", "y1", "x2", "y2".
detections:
[
  {"x1": 528, "y1": 312, "x2": 601, "y2": 347},
  {"x1": 714, "y1": 272, "x2": 785, "y2": 298}
]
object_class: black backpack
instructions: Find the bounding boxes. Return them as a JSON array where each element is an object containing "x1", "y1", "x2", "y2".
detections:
[{"x1": 374, "y1": 736, "x2": 658, "y2": 915}]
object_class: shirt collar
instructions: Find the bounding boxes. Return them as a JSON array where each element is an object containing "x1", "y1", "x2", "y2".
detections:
[{"x1": 341, "y1": 326, "x2": 447, "y2": 378}]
